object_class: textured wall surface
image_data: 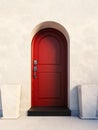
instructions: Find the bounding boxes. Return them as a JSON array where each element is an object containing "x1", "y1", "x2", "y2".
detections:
[{"x1": 0, "y1": 0, "x2": 98, "y2": 113}]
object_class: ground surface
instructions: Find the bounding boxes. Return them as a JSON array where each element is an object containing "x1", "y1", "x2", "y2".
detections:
[{"x1": 0, "y1": 115, "x2": 98, "y2": 130}]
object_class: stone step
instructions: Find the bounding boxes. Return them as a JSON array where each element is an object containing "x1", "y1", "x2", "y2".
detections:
[{"x1": 27, "y1": 106, "x2": 71, "y2": 116}]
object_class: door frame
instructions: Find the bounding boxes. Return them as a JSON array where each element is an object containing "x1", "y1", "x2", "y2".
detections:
[{"x1": 31, "y1": 21, "x2": 70, "y2": 108}]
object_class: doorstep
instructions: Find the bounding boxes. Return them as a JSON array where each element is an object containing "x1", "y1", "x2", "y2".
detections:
[{"x1": 27, "y1": 106, "x2": 71, "y2": 116}]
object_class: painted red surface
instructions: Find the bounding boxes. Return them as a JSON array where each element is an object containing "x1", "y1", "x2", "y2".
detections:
[{"x1": 31, "y1": 28, "x2": 68, "y2": 106}]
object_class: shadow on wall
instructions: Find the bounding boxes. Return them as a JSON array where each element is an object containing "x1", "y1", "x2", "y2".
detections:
[
  {"x1": 96, "y1": 92, "x2": 98, "y2": 117},
  {"x1": 0, "y1": 91, "x2": 3, "y2": 117},
  {"x1": 71, "y1": 86, "x2": 80, "y2": 116}
]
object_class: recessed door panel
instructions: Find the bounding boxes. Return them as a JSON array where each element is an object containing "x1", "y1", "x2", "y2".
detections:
[
  {"x1": 38, "y1": 73, "x2": 61, "y2": 98},
  {"x1": 38, "y1": 36, "x2": 60, "y2": 64}
]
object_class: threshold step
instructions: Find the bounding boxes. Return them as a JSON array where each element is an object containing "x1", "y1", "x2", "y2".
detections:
[{"x1": 27, "y1": 106, "x2": 71, "y2": 116}]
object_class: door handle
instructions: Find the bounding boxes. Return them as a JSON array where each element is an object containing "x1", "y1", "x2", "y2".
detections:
[
  {"x1": 33, "y1": 66, "x2": 37, "y2": 79},
  {"x1": 34, "y1": 66, "x2": 37, "y2": 72},
  {"x1": 33, "y1": 60, "x2": 38, "y2": 79}
]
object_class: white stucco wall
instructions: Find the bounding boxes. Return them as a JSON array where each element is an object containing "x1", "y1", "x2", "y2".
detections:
[{"x1": 0, "y1": 0, "x2": 98, "y2": 113}]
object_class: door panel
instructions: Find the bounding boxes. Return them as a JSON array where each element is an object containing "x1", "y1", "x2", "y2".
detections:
[
  {"x1": 38, "y1": 35, "x2": 60, "y2": 64},
  {"x1": 38, "y1": 73, "x2": 61, "y2": 98},
  {"x1": 31, "y1": 28, "x2": 68, "y2": 106}
]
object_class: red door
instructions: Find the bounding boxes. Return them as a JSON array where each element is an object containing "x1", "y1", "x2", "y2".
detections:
[{"x1": 31, "y1": 28, "x2": 68, "y2": 107}]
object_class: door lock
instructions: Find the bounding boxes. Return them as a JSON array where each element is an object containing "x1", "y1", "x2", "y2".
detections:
[{"x1": 34, "y1": 60, "x2": 38, "y2": 65}]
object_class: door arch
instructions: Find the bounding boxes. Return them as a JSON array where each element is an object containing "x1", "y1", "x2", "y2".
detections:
[{"x1": 31, "y1": 27, "x2": 68, "y2": 106}]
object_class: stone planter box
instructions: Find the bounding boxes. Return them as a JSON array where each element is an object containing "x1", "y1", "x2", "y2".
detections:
[
  {"x1": 0, "y1": 84, "x2": 21, "y2": 119},
  {"x1": 78, "y1": 84, "x2": 98, "y2": 119}
]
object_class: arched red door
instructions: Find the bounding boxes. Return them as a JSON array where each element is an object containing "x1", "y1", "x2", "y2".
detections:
[{"x1": 31, "y1": 28, "x2": 68, "y2": 107}]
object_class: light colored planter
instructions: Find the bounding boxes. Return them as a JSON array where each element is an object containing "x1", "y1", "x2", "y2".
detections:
[
  {"x1": 0, "y1": 84, "x2": 21, "y2": 119},
  {"x1": 78, "y1": 84, "x2": 98, "y2": 119},
  {"x1": 0, "y1": 89, "x2": 2, "y2": 117}
]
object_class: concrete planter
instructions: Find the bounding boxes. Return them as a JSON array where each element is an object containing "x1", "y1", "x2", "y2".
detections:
[
  {"x1": 78, "y1": 84, "x2": 98, "y2": 119},
  {"x1": 0, "y1": 84, "x2": 21, "y2": 119}
]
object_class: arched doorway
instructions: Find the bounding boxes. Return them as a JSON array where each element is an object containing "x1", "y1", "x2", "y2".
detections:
[{"x1": 28, "y1": 22, "x2": 71, "y2": 116}]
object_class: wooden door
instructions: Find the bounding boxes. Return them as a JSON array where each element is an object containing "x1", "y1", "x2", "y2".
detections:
[{"x1": 31, "y1": 28, "x2": 68, "y2": 106}]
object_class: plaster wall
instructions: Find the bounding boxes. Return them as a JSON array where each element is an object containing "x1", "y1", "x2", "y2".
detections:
[{"x1": 0, "y1": 0, "x2": 98, "y2": 114}]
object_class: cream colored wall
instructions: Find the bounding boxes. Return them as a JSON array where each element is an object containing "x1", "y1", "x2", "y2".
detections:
[{"x1": 0, "y1": 0, "x2": 98, "y2": 113}]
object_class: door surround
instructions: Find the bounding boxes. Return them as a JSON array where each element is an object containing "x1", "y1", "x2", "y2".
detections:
[
  {"x1": 27, "y1": 21, "x2": 71, "y2": 116},
  {"x1": 30, "y1": 21, "x2": 70, "y2": 109}
]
